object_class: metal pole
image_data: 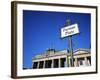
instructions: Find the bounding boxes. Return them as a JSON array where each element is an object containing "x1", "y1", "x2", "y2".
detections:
[
  {"x1": 69, "y1": 36, "x2": 74, "y2": 67},
  {"x1": 66, "y1": 19, "x2": 74, "y2": 67}
]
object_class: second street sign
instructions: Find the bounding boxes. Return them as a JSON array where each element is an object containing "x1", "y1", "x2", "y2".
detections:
[{"x1": 61, "y1": 23, "x2": 79, "y2": 38}]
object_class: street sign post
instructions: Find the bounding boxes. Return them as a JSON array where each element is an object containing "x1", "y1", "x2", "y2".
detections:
[{"x1": 61, "y1": 20, "x2": 79, "y2": 67}]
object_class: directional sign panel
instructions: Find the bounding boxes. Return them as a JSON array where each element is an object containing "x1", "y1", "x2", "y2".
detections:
[{"x1": 61, "y1": 23, "x2": 79, "y2": 38}]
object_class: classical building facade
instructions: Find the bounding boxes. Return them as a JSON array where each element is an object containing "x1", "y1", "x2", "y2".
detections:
[{"x1": 32, "y1": 48, "x2": 91, "y2": 69}]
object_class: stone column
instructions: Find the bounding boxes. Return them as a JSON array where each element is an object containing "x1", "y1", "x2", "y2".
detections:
[
  {"x1": 85, "y1": 57, "x2": 88, "y2": 66},
  {"x1": 37, "y1": 62, "x2": 40, "y2": 69},
  {"x1": 51, "y1": 59, "x2": 54, "y2": 68},
  {"x1": 32, "y1": 62, "x2": 34, "y2": 69},
  {"x1": 43, "y1": 60, "x2": 45, "y2": 68},
  {"x1": 68, "y1": 57, "x2": 71, "y2": 67},
  {"x1": 59, "y1": 58, "x2": 61, "y2": 68},
  {"x1": 66, "y1": 56, "x2": 68, "y2": 67},
  {"x1": 87, "y1": 59, "x2": 91, "y2": 66},
  {"x1": 74, "y1": 58, "x2": 78, "y2": 67}
]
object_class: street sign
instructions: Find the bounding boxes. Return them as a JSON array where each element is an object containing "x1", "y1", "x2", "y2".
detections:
[{"x1": 61, "y1": 23, "x2": 79, "y2": 38}]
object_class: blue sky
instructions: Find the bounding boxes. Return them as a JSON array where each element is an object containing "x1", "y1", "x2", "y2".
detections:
[{"x1": 23, "y1": 10, "x2": 91, "y2": 69}]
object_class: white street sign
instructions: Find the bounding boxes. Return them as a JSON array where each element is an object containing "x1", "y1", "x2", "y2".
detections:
[{"x1": 61, "y1": 23, "x2": 79, "y2": 38}]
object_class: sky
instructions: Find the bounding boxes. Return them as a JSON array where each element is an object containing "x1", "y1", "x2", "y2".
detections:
[{"x1": 23, "y1": 10, "x2": 91, "y2": 69}]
